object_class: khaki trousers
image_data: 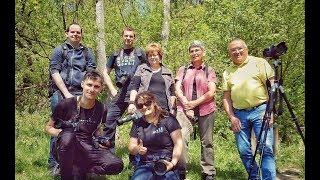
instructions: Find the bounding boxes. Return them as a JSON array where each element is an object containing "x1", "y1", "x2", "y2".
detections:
[{"x1": 176, "y1": 111, "x2": 216, "y2": 176}]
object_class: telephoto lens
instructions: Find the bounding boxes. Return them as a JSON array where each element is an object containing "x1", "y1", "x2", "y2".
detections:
[{"x1": 153, "y1": 160, "x2": 167, "y2": 176}]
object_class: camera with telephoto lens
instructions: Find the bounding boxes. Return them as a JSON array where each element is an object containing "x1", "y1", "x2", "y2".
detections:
[
  {"x1": 117, "y1": 111, "x2": 143, "y2": 125},
  {"x1": 153, "y1": 159, "x2": 168, "y2": 176},
  {"x1": 263, "y1": 42, "x2": 287, "y2": 59},
  {"x1": 92, "y1": 136, "x2": 113, "y2": 149},
  {"x1": 116, "y1": 75, "x2": 131, "y2": 88}
]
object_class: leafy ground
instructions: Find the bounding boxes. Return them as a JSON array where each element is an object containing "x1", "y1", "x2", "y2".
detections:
[{"x1": 15, "y1": 109, "x2": 304, "y2": 180}]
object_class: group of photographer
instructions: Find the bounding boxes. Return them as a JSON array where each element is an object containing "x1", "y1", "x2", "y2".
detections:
[{"x1": 45, "y1": 22, "x2": 276, "y2": 180}]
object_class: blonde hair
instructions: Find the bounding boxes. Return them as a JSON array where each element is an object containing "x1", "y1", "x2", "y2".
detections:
[{"x1": 146, "y1": 43, "x2": 164, "y2": 60}]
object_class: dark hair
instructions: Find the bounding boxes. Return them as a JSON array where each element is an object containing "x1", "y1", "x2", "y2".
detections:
[
  {"x1": 82, "y1": 70, "x2": 104, "y2": 85},
  {"x1": 121, "y1": 26, "x2": 136, "y2": 37},
  {"x1": 135, "y1": 91, "x2": 168, "y2": 119},
  {"x1": 65, "y1": 22, "x2": 82, "y2": 33}
]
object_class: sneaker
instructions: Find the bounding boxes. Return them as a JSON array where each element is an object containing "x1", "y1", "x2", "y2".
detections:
[{"x1": 49, "y1": 164, "x2": 60, "y2": 176}]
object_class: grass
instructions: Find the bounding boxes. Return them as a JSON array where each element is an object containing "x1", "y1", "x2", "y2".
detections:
[{"x1": 15, "y1": 109, "x2": 305, "y2": 180}]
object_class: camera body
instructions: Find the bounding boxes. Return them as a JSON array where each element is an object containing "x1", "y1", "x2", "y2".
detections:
[
  {"x1": 263, "y1": 42, "x2": 287, "y2": 59},
  {"x1": 117, "y1": 111, "x2": 143, "y2": 125},
  {"x1": 54, "y1": 117, "x2": 80, "y2": 131},
  {"x1": 116, "y1": 75, "x2": 131, "y2": 88},
  {"x1": 92, "y1": 136, "x2": 113, "y2": 149}
]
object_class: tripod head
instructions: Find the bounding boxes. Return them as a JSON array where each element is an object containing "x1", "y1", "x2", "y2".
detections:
[{"x1": 263, "y1": 42, "x2": 287, "y2": 117}]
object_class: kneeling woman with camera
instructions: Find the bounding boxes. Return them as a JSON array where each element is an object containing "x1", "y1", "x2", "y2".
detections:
[{"x1": 128, "y1": 91, "x2": 183, "y2": 180}]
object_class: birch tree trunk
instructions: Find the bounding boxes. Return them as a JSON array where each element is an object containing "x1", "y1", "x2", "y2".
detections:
[
  {"x1": 95, "y1": 0, "x2": 106, "y2": 73},
  {"x1": 161, "y1": 0, "x2": 170, "y2": 60}
]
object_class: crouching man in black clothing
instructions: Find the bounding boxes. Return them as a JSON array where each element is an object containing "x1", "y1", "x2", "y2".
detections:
[{"x1": 45, "y1": 70, "x2": 124, "y2": 180}]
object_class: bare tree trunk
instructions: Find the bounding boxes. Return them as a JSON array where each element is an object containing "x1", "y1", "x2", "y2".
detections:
[
  {"x1": 161, "y1": 0, "x2": 170, "y2": 60},
  {"x1": 95, "y1": 0, "x2": 106, "y2": 73}
]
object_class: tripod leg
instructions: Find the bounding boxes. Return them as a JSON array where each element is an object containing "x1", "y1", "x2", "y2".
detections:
[
  {"x1": 248, "y1": 119, "x2": 267, "y2": 180},
  {"x1": 257, "y1": 124, "x2": 276, "y2": 180},
  {"x1": 278, "y1": 86, "x2": 305, "y2": 145}
]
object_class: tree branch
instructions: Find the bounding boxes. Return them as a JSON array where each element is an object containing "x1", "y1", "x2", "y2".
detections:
[
  {"x1": 16, "y1": 83, "x2": 49, "y2": 92},
  {"x1": 15, "y1": 28, "x2": 56, "y2": 48}
]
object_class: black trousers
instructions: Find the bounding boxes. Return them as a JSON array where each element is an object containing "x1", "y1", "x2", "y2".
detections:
[
  {"x1": 58, "y1": 131, "x2": 124, "y2": 180},
  {"x1": 103, "y1": 86, "x2": 130, "y2": 149}
]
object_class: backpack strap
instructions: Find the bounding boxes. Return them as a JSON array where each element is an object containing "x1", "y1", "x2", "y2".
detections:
[
  {"x1": 61, "y1": 43, "x2": 69, "y2": 61},
  {"x1": 181, "y1": 65, "x2": 188, "y2": 85},
  {"x1": 83, "y1": 46, "x2": 89, "y2": 63},
  {"x1": 134, "y1": 48, "x2": 146, "y2": 63},
  {"x1": 61, "y1": 43, "x2": 89, "y2": 62},
  {"x1": 204, "y1": 65, "x2": 209, "y2": 80}
]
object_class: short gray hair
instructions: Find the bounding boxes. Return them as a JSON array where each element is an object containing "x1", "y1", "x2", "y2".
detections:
[{"x1": 188, "y1": 40, "x2": 205, "y2": 51}]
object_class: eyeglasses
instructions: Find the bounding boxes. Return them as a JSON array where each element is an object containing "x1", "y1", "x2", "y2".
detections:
[
  {"x1": 229, "y1": 47, "x2": 245, "y2": 54},
  {"x1": 189, "y1": 48, "x2": 202, "y2": 55},
  {"x1": 136, "y1": 100, "x2": 153, "y2": 109}
]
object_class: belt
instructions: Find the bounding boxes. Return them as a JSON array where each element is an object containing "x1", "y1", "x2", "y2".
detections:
[{"x1": 237, "y1": 102, "x2": 267, "y2": 111}]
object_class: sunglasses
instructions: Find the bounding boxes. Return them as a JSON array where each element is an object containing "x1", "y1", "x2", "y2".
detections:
[{"x1": 136, "y1": 100, "x2": 153, "y2": 109}]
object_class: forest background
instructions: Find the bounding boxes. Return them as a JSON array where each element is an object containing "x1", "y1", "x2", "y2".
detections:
[{"x1": 15, "y1": 0, "x2": 305, "y2": 179}]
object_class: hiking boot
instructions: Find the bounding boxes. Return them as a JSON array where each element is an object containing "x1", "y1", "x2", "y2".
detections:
[{"x1": 202, "y1": 173, "x2": 215, "y2": 180}]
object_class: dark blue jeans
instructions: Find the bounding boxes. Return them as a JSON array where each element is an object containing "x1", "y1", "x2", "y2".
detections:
[
  {"x1": 103, "y1": 87, "x2": 130, "y2": 150},
  {"x1": 234, "y1": 103, "x2": 276, "y2": 180},
  {"x1": 48, "y1": 90, "x2": 82, "y2": 169},
  {"x1": 131, "y1": 164, "x2": 180, "y2": 180}
]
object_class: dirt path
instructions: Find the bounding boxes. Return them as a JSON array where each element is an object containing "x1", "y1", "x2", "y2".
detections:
[{"x1": 276, "y1": 168, "x2": 303, "y2": 180}]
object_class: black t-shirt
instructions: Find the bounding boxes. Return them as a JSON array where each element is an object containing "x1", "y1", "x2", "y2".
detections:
[
  {"x1": 148, "y1": 70, "x2": 170, "y2": 111},
  {"x1": 129, "y1": 114, "x2": 181, "y2": 163},
  {"x1": 106, "y1": 48, "x2": 146, "y2": 84},
  {"x1": 52, "y1": 97, "x2": 104, "y2": 141}
]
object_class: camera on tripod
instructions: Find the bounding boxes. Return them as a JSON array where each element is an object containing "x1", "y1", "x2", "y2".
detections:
[
  {"x1": 116, "y1": 75, "x2": 131, "y2": 88},
  {"x1": 117, "y1": 111, "x2": 143, "y2": 125},
  {"x1": 263, "y1": 42, "x2": 287, "y2": 59}
]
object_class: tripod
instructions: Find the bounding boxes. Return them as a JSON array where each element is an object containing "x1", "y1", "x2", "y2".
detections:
[{"x1": 248, "y1": 57, "x2": 305, "y2": 180}]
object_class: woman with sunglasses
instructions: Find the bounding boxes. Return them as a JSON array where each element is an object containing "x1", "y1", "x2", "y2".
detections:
[
  {"x1": 128, "y1": 91, "x2": 183, "y2": 180},
  {"x1": 127, "y1": 43, "x2": 176, "y2": 116}
]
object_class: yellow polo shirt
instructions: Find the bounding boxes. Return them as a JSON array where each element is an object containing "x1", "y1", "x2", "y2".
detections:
[{"x1": 222, "y1": 56, "x2": 274, "y2": 109}]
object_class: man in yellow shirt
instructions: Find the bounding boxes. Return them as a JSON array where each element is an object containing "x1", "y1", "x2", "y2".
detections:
[{"x1": 222, "y1": 38, "x2": 276, "y2": 180}]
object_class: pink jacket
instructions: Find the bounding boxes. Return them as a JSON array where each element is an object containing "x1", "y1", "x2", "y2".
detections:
[{"x1": 175, "y1": 64, "x2": 217, "y2": 116}]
